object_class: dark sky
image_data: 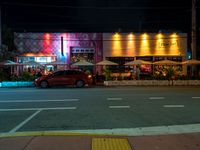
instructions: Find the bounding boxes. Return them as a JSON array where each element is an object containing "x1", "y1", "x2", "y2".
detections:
[{"x1": 1, "y1": 0, "x2": 199, "y2": 33}]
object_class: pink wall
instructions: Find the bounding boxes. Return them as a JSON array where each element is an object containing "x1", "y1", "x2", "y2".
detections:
[{"x1": 14, "y1": 32, "x2": 103, "y2": 65}]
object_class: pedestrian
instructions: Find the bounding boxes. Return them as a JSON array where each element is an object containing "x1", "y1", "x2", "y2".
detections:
[{"x1": 136, "y1": 65, "x2": 140, "y2": 80}]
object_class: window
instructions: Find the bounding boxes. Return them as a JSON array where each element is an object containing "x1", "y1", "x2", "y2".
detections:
[
  {"x1": 106, "y1": 57, "x2": 134, "y2": 73},
  {"x1": 53, "y1": 71, "x2": 65, "y2": 76}
]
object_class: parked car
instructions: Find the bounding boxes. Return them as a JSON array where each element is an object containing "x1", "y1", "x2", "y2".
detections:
[{"x1": 35, "y1": 69, "x2": 93, "y2": 88}]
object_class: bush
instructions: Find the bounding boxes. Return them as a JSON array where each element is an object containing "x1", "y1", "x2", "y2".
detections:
[{"x1": 20, "y1": 71, "x2": 35, "y2": 81}]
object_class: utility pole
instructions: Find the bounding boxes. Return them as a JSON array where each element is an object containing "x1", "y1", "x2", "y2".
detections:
[
  {"x1": 0, "y1": 6, "x2": 2, "y2": 47},
  {"x1": 191, "y1": 0, "x2": 197, "y2": 76},
  {"x1": 191, "y1": 0, "x2": 197, "y2": 60}
]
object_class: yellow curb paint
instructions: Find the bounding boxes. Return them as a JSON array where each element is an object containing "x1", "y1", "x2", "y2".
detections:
[
  {"x1": 0, "y1": 131, "x2": 126, "y2": 138},
  {"x1": 92, "y1": 138, "x2": 133, "y2": 150}
]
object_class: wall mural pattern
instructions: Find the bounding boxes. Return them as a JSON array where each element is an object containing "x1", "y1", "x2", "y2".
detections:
[{"x1": 14, "y1": 33, "x2": 103, "y2": 64}]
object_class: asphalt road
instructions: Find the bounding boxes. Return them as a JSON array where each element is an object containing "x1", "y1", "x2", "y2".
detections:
[{"x1": 0, "y1": 86, "x2": 200, "y2": 134}]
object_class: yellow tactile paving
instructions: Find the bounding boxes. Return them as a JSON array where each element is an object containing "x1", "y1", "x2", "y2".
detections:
[{"x1": 92, "y1": 138, "x2": 133, "y2": 150}]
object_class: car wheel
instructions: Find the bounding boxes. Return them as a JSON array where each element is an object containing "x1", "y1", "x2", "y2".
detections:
[
  {"x1": 76, "y1": 80, "x2": 85, "y2": 88},
  {"x1": 40, "y1": 80, "x2": 48, "y2": 88}
]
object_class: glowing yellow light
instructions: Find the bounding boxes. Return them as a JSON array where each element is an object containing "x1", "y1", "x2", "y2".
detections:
[
  {"x1": 127, "y1": 33, "x2": 136, "y2": 55},
  {"x1": 169, "y1": 33, "x2": 179, "y2": 55},
  {"x1": 142, "y1": 33, "x2": 148, "y2": 40},
  {"x1": 140, "y1": 33, "x2": 150, "y2": 55},
  {"x1": 128, "y1": 33, "x2": 134, "y2": 40},
  {"x1": 157, "y1": 33, "x2": 163, "y2": 39},
  {"x1": 171, "y1": 33, "x2": 177, "y2": 38},
  {"x1": 155, "y1": 33, "x2": 165, "y2": 55},
  {"x1": 114, "y1": 32, "x2": 120, "y2": 37},
  {"x1": 112, "y1": 33, "x2": 122, "y2": 56}
]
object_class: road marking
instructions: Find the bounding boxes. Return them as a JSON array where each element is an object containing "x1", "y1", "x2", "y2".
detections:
[
  {"x1": 0, "y1": 99, "x2": 79, "y2": 103},
  {"x1": 107, "y1": 98, "x2": 123, "y2": 101},
  {"x1": 149, "y1": 97, "x2": 165, "y2": 100},
  {"x1": 192, "y1": 97, "x2": 200, "y2": 99},
  {"x1": 9, "y1": 109, "x2": 42, "y2": 133},
  {"x1": 109, "y1": 106, "x2": 130, "y2": 109},
  {"x1": 163, "y1": 105, "x2": 185, "y2": 108},
  {"x1": 0, "y1": 107, "x2": 77, "y2": 111}
]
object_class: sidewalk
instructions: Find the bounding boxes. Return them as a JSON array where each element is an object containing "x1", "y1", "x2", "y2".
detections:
[{"x1": 0, "y1": 132, "x2": 200, "y2": 150}]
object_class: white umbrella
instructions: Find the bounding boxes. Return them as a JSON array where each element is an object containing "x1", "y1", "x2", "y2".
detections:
[
  {"x1": 182, "y1": 59, "x2": 200, "y2": 65},
  {"x1": 153, "y1": 60, "x2": 181, "y2": 65},
  {"x1": 96, "y1": 60, "x2": 118, "y2": 66},
  {"x1": 72, "y1": 60, "x2": 94, "y2": 66},
  {"x1": 0, "y1": 60, "x2": 19, "y2": 66},
  {"x1": 124, "y1": 60, "x2": 153, "y2": 65}
]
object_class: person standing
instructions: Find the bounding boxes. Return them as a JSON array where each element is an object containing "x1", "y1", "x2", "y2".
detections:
[{"x1": 136, "y1": 65, "x2": 140, "y2": 80}]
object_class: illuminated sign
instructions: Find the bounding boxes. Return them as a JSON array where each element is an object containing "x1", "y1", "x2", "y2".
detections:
[
  {"x1": 71, "y1": 47, "x2": 95, "y2": 53},
  {"x1": 159, "y1": 40, "x2": 179, "y2": 48}
]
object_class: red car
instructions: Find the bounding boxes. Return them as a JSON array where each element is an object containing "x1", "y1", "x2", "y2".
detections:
[{"x1": 35, "y1": 69, "x2": 93, "y2": 88}]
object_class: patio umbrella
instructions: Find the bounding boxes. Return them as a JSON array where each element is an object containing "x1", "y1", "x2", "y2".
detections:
[
  {"x1": 96, "y1": 60, "x2": 118, "y2": 66},
  {"x1": 0, "y1": 60, "x2": 19, "y2": 66},
  {"x1": 182, "y1": 59, "x2": 200, "y2": 65},
  {"x1": 0, "y1": 60, "x2": 20, "y2": 75},
  {"x1": 72, "y1": 60, "x2": 94, "y2": 66},
  {"x1": 153, "y1": 60, "x2": 181, "y2": 65},
  {"x1": 124, "y1": 60, "x2": 153, "y2": 65}
]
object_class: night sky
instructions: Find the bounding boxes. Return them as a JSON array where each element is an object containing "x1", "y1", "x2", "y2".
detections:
[{"x1": 1, "y1": 0, "x2": 199, "y2": 33}]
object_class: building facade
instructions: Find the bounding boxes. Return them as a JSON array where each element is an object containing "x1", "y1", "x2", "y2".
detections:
[
  {"x1": 14, "y1": 32, "x2": 187, "y2": 75},
  {"x1": 103, "y1": 33, "x2": 187, "y2": 75}
]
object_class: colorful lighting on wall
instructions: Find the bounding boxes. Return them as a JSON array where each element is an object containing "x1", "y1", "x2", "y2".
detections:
[
  {"x1": 127, "y1": 33, "x2": 136, "y2": 55},
  {"x1": 43, "y1": 33, "x2": 51, "y2": 54},
  {"x1": 170, "y1": 33, "x2": 179, "y2": 55},
  {"x1": 155, "y1": 33, "x2": 165, "y2": 55},
  {"x1": 140, "y1": 33, "x2": 150, "y2": 55},
  {"x1": 112, "y1": 33, "x2": 122, "y2": 56}
]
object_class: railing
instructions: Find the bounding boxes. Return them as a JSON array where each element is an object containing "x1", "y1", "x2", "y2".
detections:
[{"x1": 104, "y1": 80, "x2": 200, "y2": 86}]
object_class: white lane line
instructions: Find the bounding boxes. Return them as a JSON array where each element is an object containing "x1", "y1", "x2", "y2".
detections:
[
  {"x1": 109, "y1": 106, "x2": 130, "y2": 109},
  {"x1": 149, "y1": 97, "x2": 165, "y2": 100},
  {"x1": 0, "y1": 107, "x2": 77, "y2": 111},
  {"x1": 0, "y1": 99, "x2": 79, "y2": 103},
  {"x1": 107, "y1": 98, "x2": 123, "y2": 101},
  {"x1": 163, "y1": 105, "x2": 185, "y2": 108},
  {"x1": 192, "y1": 97, "x2": 200, "y2": 99},
  {"x1": 9, "y1": 109, "x2": 42, "y2": 133}
]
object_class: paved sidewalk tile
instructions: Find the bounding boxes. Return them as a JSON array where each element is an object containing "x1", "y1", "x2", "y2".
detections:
[
  {"x1": 128, "y1": 133, "x2": 200, "y2": 150},
  {"x1": 0, "y1": 136, "x2": 33, "y2": 150},
  {"x1": 24, "y1": 136, "x2": 91, "y2": 150}
]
